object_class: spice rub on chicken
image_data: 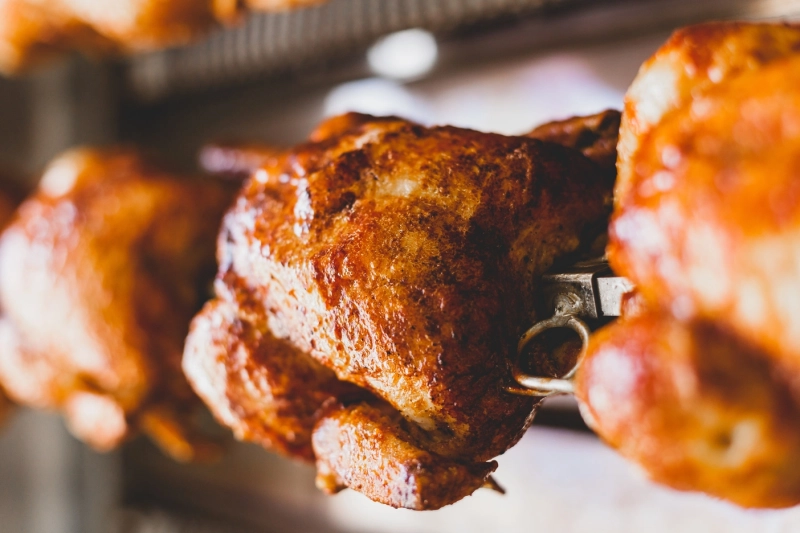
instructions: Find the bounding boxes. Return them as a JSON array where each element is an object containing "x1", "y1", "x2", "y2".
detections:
[{"x1": 183, "y1": 112, "x2": 615, "y2": 509}]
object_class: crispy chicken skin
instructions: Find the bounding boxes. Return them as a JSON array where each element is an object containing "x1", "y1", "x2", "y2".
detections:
[
  {"x1": 0, "y1": 148, "x2": 235, "y2": 460},
  {"x1": 183, "y1": 112, "x2": 615, "y2": 508},
  {"x1": 313, "y1": 402, "x2": 499, "y2": 510},
  {"x1": 577, "y1": 22, "x2": 800, "y2": 508},
  {"x1": 527, "y1": 109, "x2": 621, "y2": 175},
  {"x1": 613, "y1": 48, "x2": 800, "y2": 373},
  {"x1": 577, "y1": 313, "x2": 800, "y2": 509},
  {"x1": 184, "y1": 298, "x2": 367, "y2": 460},
  {"x1": 616, "y1": 21, "x2": 800, "y2": 204}
]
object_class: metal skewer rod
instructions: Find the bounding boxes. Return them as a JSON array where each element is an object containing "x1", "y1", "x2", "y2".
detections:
[{"x1": 506, "y1": 259, "x2": 633, "y2": 397}]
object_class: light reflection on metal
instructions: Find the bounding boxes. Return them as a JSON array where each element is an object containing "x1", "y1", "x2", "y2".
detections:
[{"x1": 507, "y1": 259, "x2": 633, "y2": 397}]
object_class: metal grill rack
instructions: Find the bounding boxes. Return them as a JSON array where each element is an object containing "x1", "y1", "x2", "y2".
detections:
[
  {"x1": 126, "y1": 0, "x2": 800, "y2": 102},
  {"x1": 126, "y1": 0, "x2": 590, "y2": 101}
]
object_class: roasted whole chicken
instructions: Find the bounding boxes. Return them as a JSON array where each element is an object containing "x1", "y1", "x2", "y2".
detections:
[
  {"x1": 183, "y1": 111, "x2": 617, "y2": 509},
  {"x1": 0, "y1": 179, "x2": 21, "y2": 424},
  {"x1": 575, "y1": 21, "x2": 800, "y2": 508},
  {"x1": 0, "y1": 148, "x2": 236, "y2": 460},
  {"x1": 0, "y1": 0, "x2": 325, "y2": 73}
]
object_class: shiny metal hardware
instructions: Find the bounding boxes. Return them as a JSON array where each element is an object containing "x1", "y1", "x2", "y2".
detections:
[{"x1": 507, "y1": 259, "x2": 633, "y2": 397}]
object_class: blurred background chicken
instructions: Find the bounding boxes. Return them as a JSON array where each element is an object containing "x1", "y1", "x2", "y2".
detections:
[
  {"x1": 0, "y1": 0, "x2": 326, "y2": 73},
  {"x1": 0, "y1": 177, "x2": 23, "y2": 425},
  {"x1": 183, "y1": 112, "x2": 616, "y2": 509},
  {"x1": 576, "y1": 21, "x2": 800, "y2": 509},
  {"x1": 0, "y1": 148, "x2": 236, "y2": 460}
]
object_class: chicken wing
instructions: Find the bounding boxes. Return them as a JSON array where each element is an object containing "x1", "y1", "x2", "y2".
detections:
[
  {"x1": 183, "y1": 112, "x2": 615, "y2": 508},
  {"x1": 576, "y1": 22, "x2": 800, "y2": 508},
  {"x1": 0, "y1": 148, "x2": 235, "y2": 460}
]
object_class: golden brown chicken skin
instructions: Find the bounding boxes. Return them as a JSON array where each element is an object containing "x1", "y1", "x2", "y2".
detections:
[
  {"x1": 0, "y1": 148, "x2": 235, "y2": 460},
  {"x1": 183, "y1": 112, "x2": 615, "y2": 508},
  {"x1": 527, "y1": 109, "x2": 621, "y2": 175},
  {"x1": 0, "y1": 179, "x2": 22, "y2": 424},
  {"x1": 184, "y1": 298, "x2": 367, "y2": 460},
  {"x1": 577, "y1": 312, "x2": 800, "y2": 509},
  {"x1": 313, "y1": 402, "x2": 500, "y2": 510},
  {"x1": 576, "y1": 22, "x2": 800, "y2": 508},
  {"x1": 612, "y1": 51, "x2": 800, "y2": 375}
]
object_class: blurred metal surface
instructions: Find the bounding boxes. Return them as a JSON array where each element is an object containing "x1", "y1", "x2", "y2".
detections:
[
  {"x1": 126, "y1": 0, "x2": 591, "y2": 102},
  {"x1": 112, "y1": 507, "x2": 258, "y2": 533},
  {"x1": 125, "y1": 0, "x2": 800, "y2": 102}
]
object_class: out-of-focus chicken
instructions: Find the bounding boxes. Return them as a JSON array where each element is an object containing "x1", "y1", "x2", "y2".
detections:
[
  {"x1": 0, "y1": 0, "x2": 234, "y2": 73},
  {"x1": 0, "y1": 178, "x2": 22, "y2": 425},
  {"x1": 0, "y1": 181, "x2": 19, "y2": 227},
  {"x1": 0, "y1": 0, "x2": 327, "y2": 73},
  {"x1": 616, "y1": 21, "x2": 800, "y2": 203},
  {"x1": 183, "y1": 112, "x2": 616, "y2": 509},
  {"x1": 0, "y1": 148, "x2": 235, "y2": 460},
  {"x1": 578, "y1": 312, "x2": 800, "y2": 509},
  {"x1": 576, "y1": 22, "x2": 800, "y2": 508}
]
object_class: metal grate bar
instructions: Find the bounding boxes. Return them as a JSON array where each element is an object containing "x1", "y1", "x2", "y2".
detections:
[{"x1": 125, "y1": 0, "x2": 573, "y2": 101}]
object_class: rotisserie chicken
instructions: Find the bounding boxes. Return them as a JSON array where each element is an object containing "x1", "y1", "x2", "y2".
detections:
[
  {"x1": 0, "y1": 0, "x2": 325, "y2": 73},
  {"x1": 0, "y1": 148, "x2": 236, "y2": 460},
  {"x1": 0, "y1": 179, "x2": 22, "y2": 424},
  {"x1": 183, "y1": 112, "x2": 616, "y2": 509},
  {"x1": 576, "y1": 21, "x2": 800, "y2": 509}
]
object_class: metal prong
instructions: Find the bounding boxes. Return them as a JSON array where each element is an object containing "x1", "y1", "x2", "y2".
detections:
[{"x1": 506, "y1": 314, "x2": 590, "y2": 397}]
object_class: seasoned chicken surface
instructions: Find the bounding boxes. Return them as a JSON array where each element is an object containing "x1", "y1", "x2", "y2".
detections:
[
  {"x1": 184, "y1": 112, "x2": 615, "y2": 508},
  {"x1": 0, "y1": 148, "x2": 235, "y2": 460},
  {"x1": 616, "y1": 21, "x2": 800, "y2": 203},
  {"x1": 576, "y1": 22, "x2": 800, "y2": 508},
  {"x1": 0, "y1": 179, "x2": 22, "y2": 424},
  {"x1": 0, "y1": 0, "x2": 325, "y2": 73},
  {"x1": 527, "y1": 109, "x2": 621, "y2": 175}
]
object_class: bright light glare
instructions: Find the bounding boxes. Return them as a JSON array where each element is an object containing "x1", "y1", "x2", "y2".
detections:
[
  {"x1": 367, "y1": 29, "x2": 438, "y2": 80},
  {"x1": 324, "y1": 78, "x2": 430, "y2": 123}
]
